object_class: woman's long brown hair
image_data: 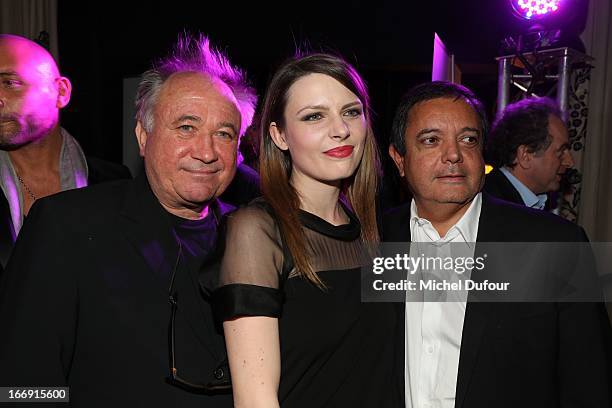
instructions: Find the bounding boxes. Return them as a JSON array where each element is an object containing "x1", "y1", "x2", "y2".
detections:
[{"x1": 259, "y1": 53, "x2": 381, "y2": 288}]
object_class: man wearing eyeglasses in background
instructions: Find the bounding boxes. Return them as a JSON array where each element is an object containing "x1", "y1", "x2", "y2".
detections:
[{"x1": 0, "y1": 33, "x2": 256, "y2": 407}]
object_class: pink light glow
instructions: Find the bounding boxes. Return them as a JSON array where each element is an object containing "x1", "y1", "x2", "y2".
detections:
[{"x1": 515, "y1": 0, "x2": 561, "y2": 19}]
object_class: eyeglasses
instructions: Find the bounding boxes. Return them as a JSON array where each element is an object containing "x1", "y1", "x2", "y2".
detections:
[{"x1": 166, "y1": 241, "x2": 231, "y2": 393}]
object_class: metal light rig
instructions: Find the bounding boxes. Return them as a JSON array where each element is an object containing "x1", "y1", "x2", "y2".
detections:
[
  {"x1": 496, "y1": 44, "x2": 593, "y2": 120},
  {"x1": 495, "y1": 30, "x2": 594, "y2": 222}
]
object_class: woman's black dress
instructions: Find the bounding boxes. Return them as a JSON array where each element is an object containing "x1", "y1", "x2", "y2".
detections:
[{"x1": 213, "y1": 199, "x2": 402, "y2": 407}]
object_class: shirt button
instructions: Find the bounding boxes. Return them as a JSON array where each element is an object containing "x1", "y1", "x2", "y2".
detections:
[{"x1": 426, "y1": 345, "x2": 434, "y2": 354}]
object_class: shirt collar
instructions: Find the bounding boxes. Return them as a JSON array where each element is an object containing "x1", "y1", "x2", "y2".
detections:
[
  {"x1": 0, "y1": 128, "x2": 88, "y2": 237},
  {"x1": 409, "y1": 192, "x2": 482, "y2": 245},
  {"x1": 499, "y1": 167, "x2": 547, "y2": 209}
]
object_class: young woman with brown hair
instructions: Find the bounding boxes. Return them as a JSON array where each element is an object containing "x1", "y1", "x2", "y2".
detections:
[{"x1": 213, "y1": 53, "x2": 402, "y2": 408}]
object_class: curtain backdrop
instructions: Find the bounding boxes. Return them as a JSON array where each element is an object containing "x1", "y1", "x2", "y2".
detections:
[{"x1": 579, "y1": 0, "x2": 612, "y2": 240}]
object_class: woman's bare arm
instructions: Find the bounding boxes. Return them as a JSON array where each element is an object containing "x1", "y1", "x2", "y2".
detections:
[{"x1": 224, "y1": 316, "x2": 281, "y2": 408}]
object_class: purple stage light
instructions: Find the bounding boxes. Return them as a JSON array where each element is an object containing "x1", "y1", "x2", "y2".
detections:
[{"x1": 512, "y1": 0, "x2": 561, "y2": 20}]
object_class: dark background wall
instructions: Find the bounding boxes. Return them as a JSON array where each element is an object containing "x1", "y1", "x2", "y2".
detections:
[{"x1": 55, "y1": 0, "x2": 589, "y2": 203}]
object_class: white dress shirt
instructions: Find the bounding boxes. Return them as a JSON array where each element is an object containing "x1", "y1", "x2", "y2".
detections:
[{"x1": 405, "y1": 193, "x2": 482, "y2": 408}]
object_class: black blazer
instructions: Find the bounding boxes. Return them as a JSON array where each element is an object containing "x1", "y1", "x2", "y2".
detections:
[
  {"x1": 482, "y1": 167, "x2": 524, "y2": 205},
  {"x1": 382, "y1": 194, "x2": 612, "y2": 408},
  {"x1": 0, "y1": 156, "x2": 132, "y2": 269},
  {"x1": 0, "y1": 173, "x2": 233, "y2": 407}
]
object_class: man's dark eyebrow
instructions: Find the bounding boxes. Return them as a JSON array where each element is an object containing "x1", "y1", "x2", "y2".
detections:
[
  {"x1": 416, "y1": 127, "x2": 481, "y2": 138},
  {"x1": 416, "y1": 128, "x2": 440, "y2": 137},
  {"x1": 460, "y1": 127, "x2": 481, "y2": 134},
  {"x1": 218, "y1": 122, "x2": 238, "y2": 134},
  {"x1": 0, "y1": 71, "x2": 19, "y2": 77},
  {"x1": 172, "y1": 115, "x2": 201, "y2": 125}
]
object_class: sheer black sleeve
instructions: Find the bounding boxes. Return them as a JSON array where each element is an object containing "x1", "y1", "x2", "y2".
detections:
[{"x1": 212, "y1": 202, "x2": 285, "y2": 321}]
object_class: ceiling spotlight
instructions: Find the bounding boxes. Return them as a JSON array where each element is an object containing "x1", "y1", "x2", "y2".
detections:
[{"x1": 511, "y1": 0, "x2": 562, "y2": 20}]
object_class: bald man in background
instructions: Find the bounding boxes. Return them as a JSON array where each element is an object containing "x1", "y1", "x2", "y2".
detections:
[{"x1": 0, "y1": 34, "x2": 131, "y2": 268}]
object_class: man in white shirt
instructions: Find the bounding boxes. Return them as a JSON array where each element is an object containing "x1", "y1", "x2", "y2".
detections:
[
  {"x1": 384, "y1": 81, "x2": 611, "y2": 408},
  {"x1": 483, "y1": 97, "x2": 574, "y2": 210}
]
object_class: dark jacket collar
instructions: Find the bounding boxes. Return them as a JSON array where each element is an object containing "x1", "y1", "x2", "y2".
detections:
[
  {"x1": 382, "y1": 193, "x2": 508, "y2": 243},
  {"x1": 483, "y1": 167, "x2": 524, "y2": 206},
  {"x1": 118, "y1": 172, "x2": 233, "y2": 358},
  {"x1": 119, "y1": 171, "x2": 180, "y2": 277}
]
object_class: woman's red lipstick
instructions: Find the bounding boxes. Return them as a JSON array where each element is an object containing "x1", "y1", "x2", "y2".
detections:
[{"x1": 324, "y1": 145, "x2": 353, "y2": 158}]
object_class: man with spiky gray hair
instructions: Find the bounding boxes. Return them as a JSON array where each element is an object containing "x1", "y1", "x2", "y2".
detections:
[{"x1": 0, "y1": 33, "x2": 256, "y2": 407}]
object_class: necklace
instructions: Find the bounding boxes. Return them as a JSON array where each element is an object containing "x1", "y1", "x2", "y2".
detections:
[{"x1": 16, "y1": 173, "x2": 37, "y2": 201}]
